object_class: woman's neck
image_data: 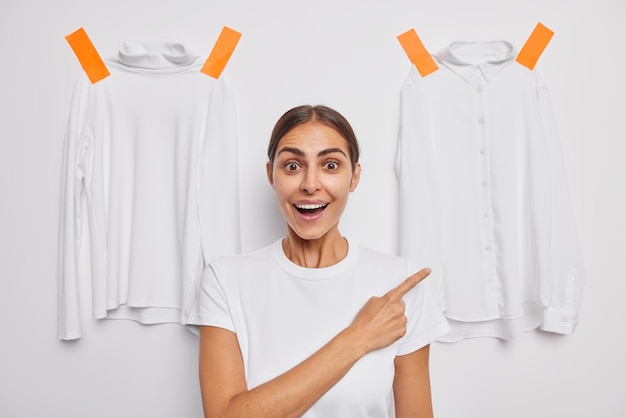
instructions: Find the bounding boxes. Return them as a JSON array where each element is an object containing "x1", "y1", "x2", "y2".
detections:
[{"x1": 282, "y1": 227, "x2": 348, "y2": 268}]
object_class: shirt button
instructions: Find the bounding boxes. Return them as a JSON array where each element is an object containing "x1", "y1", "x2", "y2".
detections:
[
  {"x1": 483, "y1": 213, "x2": 489, "y2": 218},
  {"x1": 476, "y1": 86, "x2": 482, "y2": 93},
  {"x1": 481, "y1": 180, "x2": 487, "y2": 186},
  {"x1": 479, "y1": 149, "x2": 486, "y2": 155},
  {"x1": 477, "y1": 117, "x2": 484, "y2": 124},
  {"x1": 484, "y1": 245, "x2": 492, "y2": 251}
]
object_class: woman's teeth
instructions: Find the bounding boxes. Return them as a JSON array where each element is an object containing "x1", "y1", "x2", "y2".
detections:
[{"x1": 295, "y1": 203, "x2": 328, "y2": 213}]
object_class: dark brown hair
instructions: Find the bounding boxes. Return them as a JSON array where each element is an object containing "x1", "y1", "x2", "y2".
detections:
[{"x1": 267, "y1": 105, "x2": 360, "y2": 171}]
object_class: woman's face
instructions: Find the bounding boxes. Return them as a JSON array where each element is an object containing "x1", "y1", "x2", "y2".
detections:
[{"x1": 266, "y1": 121, "x2": 360, "y2": 241}]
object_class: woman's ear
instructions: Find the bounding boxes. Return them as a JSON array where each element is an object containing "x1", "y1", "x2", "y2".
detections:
[
  {"x1": 349, "y1": 162, "x2": 361, "y2": 192},
  {"x1": 266, "y1": 161, "x2": 274, "y2": 187}
]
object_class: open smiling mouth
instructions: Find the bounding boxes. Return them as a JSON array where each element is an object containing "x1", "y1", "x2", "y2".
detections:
[{"x1": 294, "y1": 203, "x2": 329, "y2": 215}]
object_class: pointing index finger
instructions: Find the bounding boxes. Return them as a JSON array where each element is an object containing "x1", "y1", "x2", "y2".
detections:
[{"x1": 386, "y1": 268, "x2": 431, "y2": 299}]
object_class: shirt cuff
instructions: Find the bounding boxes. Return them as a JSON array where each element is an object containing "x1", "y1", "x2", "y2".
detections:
[{"x1": 541, "y1": 307, "x2": 577, "y2": 335}]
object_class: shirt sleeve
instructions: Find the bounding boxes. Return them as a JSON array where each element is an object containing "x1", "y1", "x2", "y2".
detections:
[
  {"x1": 57, "y1": 75, "x2": 90, "y2": 341},
  {"x1": 397, "y1": 262, "x2": 450, "y2": 355},
  {"x1": 535, "y1": 72, "x2": 586, "y2": 334},
  {"x1": 395, "y1": 67, "x2": 445, "y2": 305},
  {"x1": 198, "y1": 78, "x2": 241, "y2": 265},
  {"x1": 186, "y1": 257, "x2": 236, "y2": 332}
]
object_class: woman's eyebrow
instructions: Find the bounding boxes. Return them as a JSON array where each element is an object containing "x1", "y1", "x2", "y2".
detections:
[
  {"x1": 276, "y1": 147, "x2": 347, "y2": 158},
  {"x1": 317, "y1": 148, "x2": 347, "y2": 158},
  {"x1": 276, "y1": 146, "x2": 304, "y2": 157}
]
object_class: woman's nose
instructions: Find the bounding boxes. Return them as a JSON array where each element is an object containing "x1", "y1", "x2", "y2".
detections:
[{"x1": 300, "y1": 169, "x2": 321, "y2": 193}]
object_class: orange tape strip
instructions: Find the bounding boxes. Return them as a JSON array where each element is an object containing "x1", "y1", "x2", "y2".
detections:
[
  {"x1": 397, "y1": 29, "x2": 438, "y2": 77},
  {"x1": 65, "y1": 28, "x2": 110, "y2": 84},
  {"x1": 516, "y1": 22, "x2": 554, "y2": 70},
  {"x1": 201, "y1": 26, "x2": 242, "y2": 79}
]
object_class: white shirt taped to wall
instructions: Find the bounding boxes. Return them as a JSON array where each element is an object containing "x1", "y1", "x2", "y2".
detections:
[{"x1": 396, "y1": 40, "x2": 585, "y2": 342}]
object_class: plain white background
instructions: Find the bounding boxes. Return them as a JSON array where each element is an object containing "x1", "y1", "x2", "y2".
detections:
[{"x1": 1, "y1": 0, "x2": 624, "y2": 417}]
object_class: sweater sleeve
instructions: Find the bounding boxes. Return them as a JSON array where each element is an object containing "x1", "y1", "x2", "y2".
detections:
[
  {"x1": 197, "y1": 78, "x2": 241, "y2": 266},
  {"x1": 57, "y1": 75, "x2": 90, "y2": 340},
  {"x1": 535, "y1": 72, "x2": 586, "y2": 334}
]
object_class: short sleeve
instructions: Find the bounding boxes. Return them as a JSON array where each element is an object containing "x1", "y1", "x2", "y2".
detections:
[
  {"x1": 397, "y1": 264, "x2": 450, "y2": 355},
  {"x1": 185, "y1": 258, "x2": 236, "y2": 332}
]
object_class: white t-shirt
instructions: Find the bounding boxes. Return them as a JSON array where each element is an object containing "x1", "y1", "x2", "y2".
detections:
[
  {"x1": 57, "y1": 41, "x2": 241, "y2": 340},
  {"x1": 187, "y1": 239, "x2": 449, "y2": 417},
  {"x1": 396, "y1": 41, "x2": 585, "y2": 341}
]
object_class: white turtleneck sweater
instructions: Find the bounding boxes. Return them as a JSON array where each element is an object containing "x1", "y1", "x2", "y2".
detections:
[{"x1": 57, "y1": 41, "x2": 241, "y2": 340}]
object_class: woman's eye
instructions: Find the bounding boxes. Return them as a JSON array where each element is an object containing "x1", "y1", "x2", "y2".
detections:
[
  {"x1": 324, "y1": 161, "x2": 339, "y2": 170},
  {"x1": 285, "y1": 162, "x2": 300, "y2": 171}
]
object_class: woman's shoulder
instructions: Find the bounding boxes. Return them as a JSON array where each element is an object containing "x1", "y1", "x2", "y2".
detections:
[
  {"x1": 209, "y1": 240, "x2": 278, "y2": 269},
  {"x1": 350, "y1": 240, "x2": 408, "y2": 271}
]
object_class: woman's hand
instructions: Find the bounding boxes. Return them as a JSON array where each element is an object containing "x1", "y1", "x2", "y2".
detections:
[{"x1": 346, "y1": 268, "x2": 431, "y2": 355}]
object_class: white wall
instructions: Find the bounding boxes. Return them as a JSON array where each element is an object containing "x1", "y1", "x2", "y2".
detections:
[{"x1": 1, "y1": 0, "x2": 624, "y2": 416}]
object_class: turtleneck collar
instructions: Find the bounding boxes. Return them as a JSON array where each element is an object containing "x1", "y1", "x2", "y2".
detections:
[{"x1": 116, "y1": 41, "x2": 198, "y2": 69}]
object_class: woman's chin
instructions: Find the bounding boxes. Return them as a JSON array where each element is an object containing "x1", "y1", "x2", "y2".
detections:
[{"x1": 286, "y1": 223, "x2": 341, "y2": 243}]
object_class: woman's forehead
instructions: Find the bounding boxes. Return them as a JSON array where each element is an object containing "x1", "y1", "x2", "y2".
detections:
[{"x1": 278, "y1": 122, "x2": 349, "y2": 153}]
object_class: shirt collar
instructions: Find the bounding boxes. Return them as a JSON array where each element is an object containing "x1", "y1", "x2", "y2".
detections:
[
  {"x1": 116, "y1": 41, "x2": 198, "y2": 69},
  {"x1": 434, "y1": 41, "x2": 516, "y2": 82}
]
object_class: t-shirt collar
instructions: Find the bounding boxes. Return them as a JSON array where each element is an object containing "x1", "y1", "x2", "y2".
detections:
[
  {"x1": 434, "y1": 41, "x2": 516, "y2": 82},
  {"x1": 273, "y1": 238, "x2": 359, "y2": 280},
  {"x1": 116, "y1": 41, "x2": 199, "y2": 69}
]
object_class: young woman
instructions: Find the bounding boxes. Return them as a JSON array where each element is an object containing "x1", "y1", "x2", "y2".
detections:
[{"x1": 187, "y1": 105, "x2": 449, "y2": 417}]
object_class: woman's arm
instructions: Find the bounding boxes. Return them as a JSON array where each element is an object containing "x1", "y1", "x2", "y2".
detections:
[
  {"x1": 199, "y1": 325, "x2": 361, "y2": 418},
  {"x1": 393, "y1": 344, "x2": 434, "y2": 418},
  {"x1": 199, "y1": 268, "x2": 431, "y2": 418}
]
